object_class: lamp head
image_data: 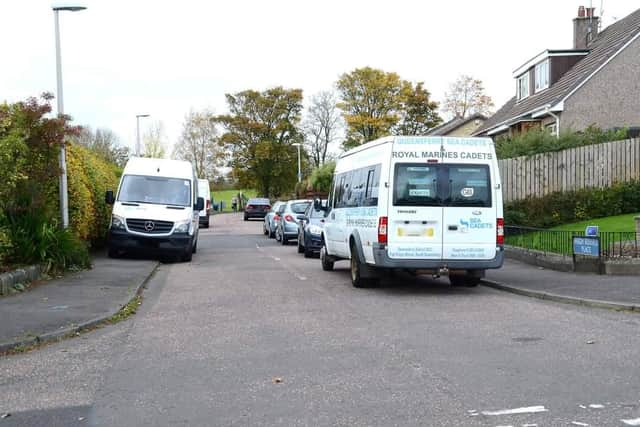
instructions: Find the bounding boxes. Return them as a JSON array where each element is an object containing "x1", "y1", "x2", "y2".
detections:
[{"x1": 52, "y1": 1, "x2": 87, "y2": 11}]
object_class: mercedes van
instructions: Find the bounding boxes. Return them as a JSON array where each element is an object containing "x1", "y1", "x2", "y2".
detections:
[
  {"x1": 105, "y1": 157, "x2": 204, "y2": 262},
  {"x1": 319, "y1": 136, "x2": 504, "y2": 288}
]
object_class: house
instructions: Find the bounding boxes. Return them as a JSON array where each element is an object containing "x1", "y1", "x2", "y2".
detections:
[
  {"x1": 475, "y1": 6, "x2": 640, "y2": 139},
  {"x1": 426, "y1": 113, "x2": 487, "y2": 137}
]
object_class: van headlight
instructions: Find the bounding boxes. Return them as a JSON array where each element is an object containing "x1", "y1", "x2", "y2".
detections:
[
  {"x1": 174, "y1": 220, "x2": 192, "y2": 234},
  {"x1": 111, "y1": 214, "x2": 126, "y2": 230},
  {"x1": 308, "y1": 225, "x2": 323, "y2": 235}
]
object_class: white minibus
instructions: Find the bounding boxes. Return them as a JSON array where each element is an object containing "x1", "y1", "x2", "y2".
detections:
[
  {"x1": 105, "y1": 157, "x2": 204, "y2": 262},
  {"x1": 319, "y1": 136, "x2": 504, "y2": 287}
]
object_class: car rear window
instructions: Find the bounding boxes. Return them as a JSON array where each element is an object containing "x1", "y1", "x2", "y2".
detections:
[
  {"x1": 291, "y1": 202, "x2": 311, "y2": 214},
  {"x1": 248, "y1": 198, "x2": 270, "y2": 206},
  {"x1": 393, "y1": 163, "x2": 491, "y2": 207}
]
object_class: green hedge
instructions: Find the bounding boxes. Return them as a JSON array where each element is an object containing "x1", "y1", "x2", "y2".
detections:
[
  {"x1": 506, "y1": 180, "x2": 640, "y2": 228},
  {"x1": 495, "y1": 126, "x2": 628, "y2": 159}
]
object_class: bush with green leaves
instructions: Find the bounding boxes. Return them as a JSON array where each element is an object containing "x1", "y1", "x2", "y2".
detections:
[
  {"x1": 505, "y1": 180, "x2": 640, "y2": 228},
  {"x1": 1, "y1": 211, "x2": 90, "y2": 272},
  {"x1": 495, "y1": 126, "x2": 628, "y2": 159},
  {"x1": 309, "y1": 161, "x2": 335, "y2": 194}
]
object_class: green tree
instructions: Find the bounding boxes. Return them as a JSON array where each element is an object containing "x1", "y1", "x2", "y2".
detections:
[
  {"x1": 309, "y1": 161, "x2": 335, "y2": 194},
  {"x1": 393, "y1": 82, "x2": 442, "y2": 135},
  {"x1": 336, "y1": 67, "x2": 441, "y2": 149},
  {"x1": 216, "y1": 87, "x2": 304, "y2": 198},
  {"x1": 336, "y1": 67, "x2": 403, "y2": 149}
]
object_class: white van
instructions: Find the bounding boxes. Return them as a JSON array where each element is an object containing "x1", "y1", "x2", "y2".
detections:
[
  {"x1": 197, "y1": 178, "x2": 212, "y2": 228},
  {"x1": 105, "y1": 157, "x2": 204, "y2": 262},
  {"x1": 319, "y1": 136, "x2": 504, "y2": 288}
]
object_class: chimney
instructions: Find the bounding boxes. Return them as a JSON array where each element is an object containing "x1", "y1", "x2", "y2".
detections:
[{"x1": 573, "y1": 5, "x2": 600, "y2": 49}]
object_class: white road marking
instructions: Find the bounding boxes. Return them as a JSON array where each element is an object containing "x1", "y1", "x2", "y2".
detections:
[
  {"x1": 588, "y1": 404, "x2": 604, "y2": 409},
  {"x1": 522, "y1": 424, "x2": 538, "y2": 427},
  {"x1": 297, "y1": 275, "x2": 307, "y2": 281},
  {"x1": 571, "y1": 422, "x2": 589, "y2": 426},
  {"x1": 481, "y1": 406, "x2": 548, "y2": 416},
  {"x1": 622, "y1": 419, "x2": 640, "y2": 426},
  {"x1": 579, "y1": 405, "x2": 587, "y2": 409}
]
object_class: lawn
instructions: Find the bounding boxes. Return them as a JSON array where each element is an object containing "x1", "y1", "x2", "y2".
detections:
[
  {"x1": 506, "y1": 212, "x2": 639, "y2": 255},
  {"x1": 549, "y1": 213, "x2": 639, "y2": 233},
  {"x1": 211, "y1": 189, "x2": 258, "y2": 212}
]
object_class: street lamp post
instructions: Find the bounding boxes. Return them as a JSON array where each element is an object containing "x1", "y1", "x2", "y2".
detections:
[
  {"x1": 53, "y1": 2, "x2": 86, "y2": 229},
  {"x1": 136, "y1": 114, "x2": 150, "y2": 156},
  {"x1": 292, "y1": 143, "x2": 302, "y2": 183}
]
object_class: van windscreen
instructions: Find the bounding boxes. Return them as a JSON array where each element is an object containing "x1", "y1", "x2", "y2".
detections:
[
  {"x1": 118, "y1": 175, "x2": 191, "y2": 207},
  {"x1": 393, "y1": 164, "x2": 491, "y2": 207}
]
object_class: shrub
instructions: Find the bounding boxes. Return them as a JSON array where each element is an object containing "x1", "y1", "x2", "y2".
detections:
[
  {"x1": 1, "y1": 211, "x2": 90, "y2": 272},
  {"x1": 309, "y1": 161, "x2": 335, "y2": 194},
  {"x1": 506, "y1": 180, "x2": 640, "y2": 228}
]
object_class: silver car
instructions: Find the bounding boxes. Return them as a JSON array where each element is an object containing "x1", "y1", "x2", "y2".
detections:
[
  {"x1": 263, "y1": 201, "x2": 284, "y2": 238},
  {"x1": 275, "y1": 199, "x2": 312, "y2": 245}
]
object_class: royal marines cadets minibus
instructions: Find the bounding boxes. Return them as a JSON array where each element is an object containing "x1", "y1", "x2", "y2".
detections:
[{"x1": 318, "y1": 136, "x2": 504, "y2": 288}]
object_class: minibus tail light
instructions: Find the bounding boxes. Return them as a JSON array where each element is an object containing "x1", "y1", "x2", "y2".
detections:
[
  {"x1": 378, "y1": 216, "x2": 388, "y2": 244},
  {"x1": 497, "y1": 218, "x2": 504, "y2": 245}
]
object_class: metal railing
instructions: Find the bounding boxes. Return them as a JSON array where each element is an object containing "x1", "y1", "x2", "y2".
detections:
[{"x1": 505, "y1": 226, "x2": 640, "y2": 258}]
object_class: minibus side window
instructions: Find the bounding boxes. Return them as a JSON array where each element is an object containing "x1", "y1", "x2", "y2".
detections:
[
  {"x1": 349, "y1": 168, "x2": 365, "y2": 207},
  {"x1": 335, "y1": 174, "x2": 346, "y2": 208},
  {"x1": 340, "y1": 171, "x2": 352, "y2": 208},
  {"x1": 364, "y1": 164, "x2": 381, "y2": 206}
]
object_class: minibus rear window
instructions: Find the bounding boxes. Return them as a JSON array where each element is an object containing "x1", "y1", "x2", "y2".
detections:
[
  {"x1": 394, "y1": 165, "x2": 439, "y2": 206},
  {"x1": 393, "y1": 164, "x2": 491, "y2": 207},
  {"x1": 118, "y1": 175, "x2": 191, "y2": 207}
]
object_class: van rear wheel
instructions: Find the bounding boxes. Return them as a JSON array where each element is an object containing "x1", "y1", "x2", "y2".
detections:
[
  {"x1": 350, "y1": 244, "x2": 377, "y2": 288},
  {"x1": 449, "y1": 275, "x2": 480, "y2": 287}
]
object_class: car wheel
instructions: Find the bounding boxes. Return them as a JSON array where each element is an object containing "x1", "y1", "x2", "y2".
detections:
[
  {"x1": 192, "y1": 238, "x2": 197, "y2": 254},
  {"x1": 243, "y1": 215, "x2": 248, "y2": 221},
  {"x1": 182, "y1": 247, "x2": 193, "y2": 262},
  {"x1": 107, "y1": 247, "x2": 119, "y2": 259},
  {"x1": 269, "y1": 227, "x2": 275, "y2": 238},
  {"x1": 304, "y1": 246, "x2": 313, "y2": 258},
  {"x1": 263, "y1": 223, "x2": 269, "y2": 235},
  {"x1": 204, "y1": 217, "x2": 210, "y2": 229},
  {"x1": 297, "y1": 235, "x2": 304, "y2": 253},
  {"x1": 320, "y1": 243, "x2": 334, "y2": 271},
  {"x1": 275, "y1": 227, "x2": 281, "y2": 242},
  {"x1": 281, "y1": 234, "x2": 288, "y2": 245}
]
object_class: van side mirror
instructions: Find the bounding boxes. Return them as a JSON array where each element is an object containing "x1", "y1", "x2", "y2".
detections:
[
  {"x1": 296, "y1": 214, "x2": 307, "y2": 222},
  {"x1": 195, "y1": 197, "x2": 204, "y2": 211},
  {"x1": 105, "y1": 190, "x2": 115, "y2": 205}
]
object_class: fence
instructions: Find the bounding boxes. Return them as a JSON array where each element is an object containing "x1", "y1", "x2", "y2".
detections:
[
  {"x1": 498, "y1": 138, "x2": 640, "y2": 202},
  {"x1": 506, "y1": 226, "x2": 640, "y2": 258}
]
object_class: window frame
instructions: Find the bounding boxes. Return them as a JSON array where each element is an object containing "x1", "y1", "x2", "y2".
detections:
[
  {"x1": 534, "y1": 60, "x2": 549, "y2": 92},
  {"x1": 516, "y1": 73, "x2": 530, "y2": 100}
]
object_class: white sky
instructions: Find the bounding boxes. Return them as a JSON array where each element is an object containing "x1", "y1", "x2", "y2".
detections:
[{"x1": 1, "y1": 0, "x2": 638, "y2": 154}]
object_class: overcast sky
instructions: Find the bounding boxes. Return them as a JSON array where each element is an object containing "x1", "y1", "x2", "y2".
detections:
[{"x1": 1, "y1": 0, "x2": 638, "y2": 154}]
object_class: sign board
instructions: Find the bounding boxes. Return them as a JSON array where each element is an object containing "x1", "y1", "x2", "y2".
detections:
[
  {"x1": 573, "y1": 236, "x2": 600, "y2": 257},
  {"x1": 585, "y1": 225, "x2": 599, "y2": 236}
]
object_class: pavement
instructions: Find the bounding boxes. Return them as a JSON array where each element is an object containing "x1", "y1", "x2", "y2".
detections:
[
  {"x1": 0, "y1": 248, "x2": 638, "y2": 355},
  {"x1": 0, "y1": 255, "x2": 158, "y2": 353},
  {"x1": 484, "y1": 258, "x2": 640, "y2": 311}
]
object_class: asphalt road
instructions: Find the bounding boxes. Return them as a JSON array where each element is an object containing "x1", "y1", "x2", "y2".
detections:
[{"x1": 1, "y1": 213, "x2": 639, "y2": 426}]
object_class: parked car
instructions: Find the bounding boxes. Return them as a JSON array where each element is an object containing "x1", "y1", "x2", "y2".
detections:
[
  {"x1": 275, "y1": 199, "x2": 312, "y2": 245},
  {"x1": 263, "y1": 201, "x2": 284, "y2": 238},
  {"x1": 197, "y1": 179, "x2": 212, "y2": 228},
  {"x1": 297, "y1": 200, "x2": 327, "y2": 257},
  {"x1": 244, "y1": 197, "x2": 271, "y2": 221}
]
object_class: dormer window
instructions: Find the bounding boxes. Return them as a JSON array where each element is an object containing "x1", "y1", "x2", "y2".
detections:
[
  {"x1": 535, "y1": 60, "x2": 549, "y2": 92},
  {"x1": 517, "y1": 73, "x2": 530, "y2": 100}
]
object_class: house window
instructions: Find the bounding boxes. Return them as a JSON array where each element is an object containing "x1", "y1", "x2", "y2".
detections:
[
  {"x1": 535, "y1": 60, "x2": 549, "y2": 92},
  {"x1": 516, "y1": 73, "x2": 530, "y2": 100}
]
